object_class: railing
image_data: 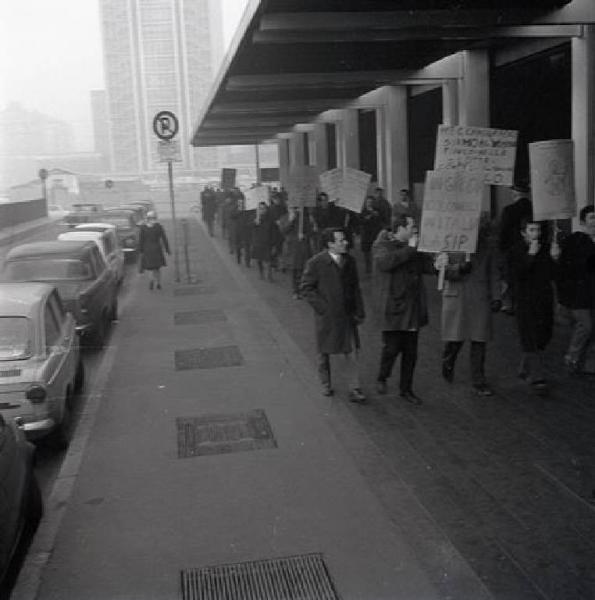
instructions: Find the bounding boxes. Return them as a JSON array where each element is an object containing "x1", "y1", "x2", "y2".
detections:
[{"x1": 0, "y1": 198, "x2": 47, "y2": 230}]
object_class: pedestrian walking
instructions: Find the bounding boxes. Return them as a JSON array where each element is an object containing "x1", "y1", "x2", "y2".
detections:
[
  {"x1": 391, "y1": 188, "x2": 418, "y2": 226},
  {"x1": 434, "y1": 217, "x2": 502, "y2": 396},
  {"x1": 370, "y1": 187, "x2": 392, "y2": 229},
  {"x1": 300, "y1": 227, "x2": 366, "y2": 402},
  {"x1": 251, "y1": 201, "x2": 275, "y2": 281},
  {"x1": 510, "y1": 219, "x2": 560, "y2": 393},
  {"x1": 278, "y1": 206, "x2": 313, "y2": 299},
  {"x1": 373, "y1": 215, "x2": 430, "y2": 405},
  {"x1": 201, "y1": 186, "x2": 217, "y2": 237},
  {"x1": 360, "y1": 195, "x2": 385, "y2": 274},
  {"x1": 268, "y1": 192, "x2": 287, "y2": 270},
  {"x1": 556, "y1": 205, "x2": 595, "y2": 375},
  {"x1": 138, "y1": 210, "x2": 170, "y2": 290}
]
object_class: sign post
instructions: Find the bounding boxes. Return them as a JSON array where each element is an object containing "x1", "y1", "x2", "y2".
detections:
[{"x1": 153, "y1": 110, "x2": 180, "y2": 283}]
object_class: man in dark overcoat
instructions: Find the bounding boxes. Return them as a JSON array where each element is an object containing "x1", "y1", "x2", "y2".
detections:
[
  {"x1": 300, "y1": 227, "x2": 366, "y2": 402},
  {"x1": 373, "y1": 215, "x2": 429, "y2": 405}
]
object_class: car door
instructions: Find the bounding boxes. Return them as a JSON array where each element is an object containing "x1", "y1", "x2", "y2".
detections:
[
  {"x1": 47, "y1": 292, "x2": 77, "y2": 397},
  {"x1": 89, "y1": 247, "x2": 116, "y2": 317},
  {"x1": 42, "y1": 299, "x2": 66, "y2": 421}
]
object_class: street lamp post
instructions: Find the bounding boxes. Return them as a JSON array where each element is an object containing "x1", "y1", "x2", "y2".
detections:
[{"x1": 38, "y1": 168, "x2": 49, "y2": 214}]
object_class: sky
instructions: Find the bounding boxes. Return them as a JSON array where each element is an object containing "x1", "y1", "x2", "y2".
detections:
[{"x1": 0, "y1": 0, "x2": 249, "y2": 150}]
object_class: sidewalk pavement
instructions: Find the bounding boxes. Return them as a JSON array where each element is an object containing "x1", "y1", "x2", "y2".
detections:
[{"x1": 15, "y1": 218, "x2": 465, "y2": 600}]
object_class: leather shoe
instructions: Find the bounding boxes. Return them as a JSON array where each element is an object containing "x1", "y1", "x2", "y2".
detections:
[
  {"x1": 376, "y1": 381, "x2": 387, "y2": 395},
  {"x1": 348, "y1": 388, "x2": 367, "y2": 403},
  {"x1": 400, "y1": 390, "x2": 423, "y2": 405}
]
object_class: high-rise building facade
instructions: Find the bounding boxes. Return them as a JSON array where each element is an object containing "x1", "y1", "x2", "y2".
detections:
[
  {"x1": 99, "y1": 0, "x2": 223, "y2": 175},
  {"x1": 90, "y1": 90, "x2": 111, "y2": 171}
]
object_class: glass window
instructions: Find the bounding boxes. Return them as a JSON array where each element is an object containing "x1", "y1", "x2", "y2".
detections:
[
  {"x1": 0, "y1": 316, "x2": 31, "y2": 360},
  {"x1": 44, "y1": 305, "x2": 60, "y2": 352},
  {"x1": 4, "y1": 259, "x2": 92, "y2": 282}
]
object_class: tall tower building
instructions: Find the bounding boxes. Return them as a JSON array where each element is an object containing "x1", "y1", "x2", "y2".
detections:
[{"x1": 99, "y1": 0, "x2": 223, "y2": 175}]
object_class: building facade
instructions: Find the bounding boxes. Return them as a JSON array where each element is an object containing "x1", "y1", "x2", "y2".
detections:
[{"x1": 99, "y1": 0, "x2": 223, "y2": 175}]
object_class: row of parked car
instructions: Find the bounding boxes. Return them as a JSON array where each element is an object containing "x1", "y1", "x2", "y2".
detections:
[{"x1": 0, "y1": 199, "x2": 154, "y2": 595}]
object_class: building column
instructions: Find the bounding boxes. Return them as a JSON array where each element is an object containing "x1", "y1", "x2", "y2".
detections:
[
  {"x1": 338, "y1": 109, "x2": 360, "y2": 169},
  {"x1": 458, "y1": 50, "x2": 490, "y2": 127},
  {"x1": 375, "y1": 106, "x2": 386, "y2": 187},
  {"x1": 572, "y1": 24, "x2": 595, "y2": 216},
  {"x1": 277, "y1": 137, "x2": 290, "y2": 190},
  {"x1": 312, "y1": 123, "x2": 328, "y2": 174},
  {"x1": 442, "y1": 79, "x2": 459, "y2": 126},
  {"x1": 289, "y1": 132, "x2": 306, "y2": 168},
  {"x1": 382, "y1": 86, "x2": 409, "y2": 205}
]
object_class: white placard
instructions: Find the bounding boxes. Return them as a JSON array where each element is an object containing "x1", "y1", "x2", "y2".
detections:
[
  {"x1": 287, "y1": 166, "x2": 319, "y2": 207},
  {"x1": 318, "y1": 167, "x2": 372, "y2": 212},
  {"x1": 418, "y1": 169, "x2": 484, "y2": 254},
  {"x1": 244, "y1": 185, "x2": 269, "y2": 210},
  {"x1": 529, "y1": 139, "x2": 576, "y2": 220},
  {"x1": 434, "y1": 125, "x2": 518, "y2": 186},
  {"x1": 319, "y1": 168, "x2": 343, "y2": 201}
]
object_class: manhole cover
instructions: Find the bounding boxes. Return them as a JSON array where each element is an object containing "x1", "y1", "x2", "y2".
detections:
[
  {"x1": 176, "y1": 409, "x2": 277, "y2": 458},
  {"x1": 174, "y1": 345, "x2": 243, "y2": 370},
  {"x1": 174, "y1": 286, "x2": 216, "y2": 296},
  {"x1": 180, "y1": 553, "x2": 339, "y2": 600},
  {"x1": 174, "y1": 310, "x2": 227, "y2": 326}
]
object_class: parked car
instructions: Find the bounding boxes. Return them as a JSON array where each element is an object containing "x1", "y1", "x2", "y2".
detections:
[
  {"x1": 63, "y1": 203, "x2": 103, "y2": 228},
  {"x1": 48, "y1": 204, "x2": 68, "y2": 219},
  {"x1": 117, "y1": 204, "x2": 147, "y2": 224},
  {"x1": 0, "y1": 413, "x2": 41, "y2": 597},
  {"x1": 1, "y1": 241, "x2": 118, "y2": 347},
  {"x1": 100, "y1": 209, "x2": 140, "y2": 261},
  {"x1": 60, "y1": 228, "x2": 125, "y2": 285},
  {"x1": 0, "y1": 283, "x2": 83, "y2": 448},
  {"x1": 128, "y1": 199, "x2": 155, "y2": 213}
]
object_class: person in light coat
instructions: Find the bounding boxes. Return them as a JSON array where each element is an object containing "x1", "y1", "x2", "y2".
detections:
[{"x1": 435, "y1": 217, "x2": 502, "y2": 396}]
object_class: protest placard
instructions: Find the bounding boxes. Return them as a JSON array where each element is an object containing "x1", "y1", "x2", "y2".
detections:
[
  {"x1": 244, "y1": 185, "x2": 269, "y2": 210},
  {"x1": 220, "y1": 168, "x2": 236, "y2": 190},
  {"x1": 319, "y1": 167, "x2": 372, "y2": 211},
  {"x1": 418, "y1": 169, "x2": 484, "y2": 254},
  {"x1": 434, "y1": 125, "x2": 518, "y2": 186},
  {"x1": 319, "y1": 168, "x2": 343, "y2": 201},
  {"x1": 287, "y1": 166, "x2": 318, "y2": 207},
  {"x1": 529, "y1": 139, "x2": 576, "y2": 220}
]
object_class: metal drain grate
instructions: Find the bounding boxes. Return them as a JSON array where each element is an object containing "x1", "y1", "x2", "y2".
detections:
[
  {"x1": 176, "y1": 409, "x2": 277, "y2": 458},
  {"x1": 174, "y1": 310, "x2": 227, "y2": 326},
  {"x1": 175, "y1": 345, "x2": 243, "y2": 370},
  {"x1": 174, "y1": 286, "x2": 216, "y2": 297},
  {"x1": 180, "y1": 553, "x2": 340, "y2": 600}
]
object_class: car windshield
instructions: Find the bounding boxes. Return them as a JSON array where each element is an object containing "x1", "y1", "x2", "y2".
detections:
[
  {"x1": 103, "y1": 216, "x2": 132, "y2": 228},
  {"x1": 4, "y1": 259, "x2": 91, "y2": 281},
  {"x1": 0, "y1": 316, "x2": 31, "y2": 360},
  {"x1": 73, "y1": 205, "x2": 100, "y2": 212}
]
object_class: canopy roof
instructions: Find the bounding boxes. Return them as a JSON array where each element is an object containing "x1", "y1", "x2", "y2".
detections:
[{"x1": 192, "y1": 0, "x2": 591, "y2": 147}]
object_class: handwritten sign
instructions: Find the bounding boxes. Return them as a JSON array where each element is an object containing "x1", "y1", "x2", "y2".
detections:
[
  {"x1": 418, "y1": 169, "x2": 484, "y2": 253},
  {"x1": 244, "y1": 185, "x2": 269, "y2": 210},
  {"x1": 319, "y1": 167, "x2": 372, "y2": 212},
  {"x1": 287, "y1": 166, "x2": 318, "y2": 207},
  {"x1": 220, "y1": 168, "x2": 236, "y2": 190},
  {"x1": 434, "y1": 125, "x2": 518, "y2": 186},
  {"x1": 529, "y1": 139, "x2": 576, "y2": 220}
]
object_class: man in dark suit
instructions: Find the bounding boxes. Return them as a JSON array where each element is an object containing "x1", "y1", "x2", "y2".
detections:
[
  {"x1": 300, "y1": 227, "x2": 366, "y2": 402},
  {"x1": 372, "y1": 215, "x2": 429, "y2": 405}
]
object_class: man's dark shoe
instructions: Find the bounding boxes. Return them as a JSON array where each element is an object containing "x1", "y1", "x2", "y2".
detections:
[
  {"x1": 376, "y1": 380, "x2": 387, "y2": 395},
  {"x1": 400, "y1": 390, "x2": 423, "y2": 405},
  {"x1": 348, "y1": 388, "x2": 367, "y2": 403},
  {"x1": 473, "y1": 383, "x2": 494, "y2": 397}
]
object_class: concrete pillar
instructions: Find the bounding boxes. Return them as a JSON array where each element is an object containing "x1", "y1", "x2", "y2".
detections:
[
  {"x1": 375, "y1": 106, "x2": 386, "y2": 187},
  {"x1": 277, "y1": 138, "x2": 290, "y2": 190},
  {"x1": 289, "y1": 132, "x2": 306, "y2": 168},
  {"x1": 312, "y1": 123, "x2": 328, "y2": 174},
  {"x1": 338, "y1": 109, "x2": 360, "y2": 169},
  {"x1": 458, "y1": 50, "x2": 490, "y2": 127},
  {"x1": 382, "y1": 86, "x2": 409, "y2": 205},
  {"x1": 442, "y1": 79, "x2": 459, "y2": 126},
  {"x1": 572, "y1": 24, "x2": 595, "y2": 217}
]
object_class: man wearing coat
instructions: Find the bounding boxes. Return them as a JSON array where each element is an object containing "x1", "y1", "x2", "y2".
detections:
[
  {"x1": 300, "y1": 227, "x2": 366, "y2": 402},
  {"x1": 373, "y1": 215, "x2": 429, "y2": 405},
  {"x1": 434, "y1": 218, "x2": 502, "y2": 396}
]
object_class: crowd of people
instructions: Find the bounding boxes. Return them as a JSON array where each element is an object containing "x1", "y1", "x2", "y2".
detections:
[{"x1": 199, "y1": 184, "x2": 595, "y2": 405}]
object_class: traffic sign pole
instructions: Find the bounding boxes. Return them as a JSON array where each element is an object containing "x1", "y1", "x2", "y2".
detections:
[{"x1": 167, "y1": 159, "x2": 180, "y2": 283}]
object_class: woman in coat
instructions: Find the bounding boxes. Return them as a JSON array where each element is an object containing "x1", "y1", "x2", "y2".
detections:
[
  {"x1": 138, "y1": 211, "x2": 170, "y2": 290},
  {"x1": 436, "y1": 218, "x2": 502, "y2": 395}
]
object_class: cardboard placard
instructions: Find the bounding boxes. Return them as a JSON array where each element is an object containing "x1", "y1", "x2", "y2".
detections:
[
  {"x1": 434, "y1": 125, "x2": 518, "y2": 186},
  {"x1": 244, "y1": 185, "x2": 269, "y2": 210},
  {"x1": 418, "y1": 169, "x2": 484, "y2": 254},
  {"x1": 319, "y1": 167, "x2": 372, "y2": 212},
  {"x1": 286, "y1": 166, "x2": 319, "y2": 207},
  {"x1": 529, "y1": 139, "x2": 576, "y2": 220}
]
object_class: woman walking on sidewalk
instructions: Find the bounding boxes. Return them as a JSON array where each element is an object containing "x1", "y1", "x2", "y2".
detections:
[{"x1": 138, "y1": 210, "x2": 170, "y2": 290}]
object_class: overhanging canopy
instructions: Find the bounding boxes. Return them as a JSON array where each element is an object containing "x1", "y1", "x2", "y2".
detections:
[{"x1": 192, "y1": 0, "x2": 590, "y2": 147}]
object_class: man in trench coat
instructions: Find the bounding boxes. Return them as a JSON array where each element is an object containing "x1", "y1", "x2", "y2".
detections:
[{"x1": 300, "y1": 227, "x2": 366, "y2": 402}]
